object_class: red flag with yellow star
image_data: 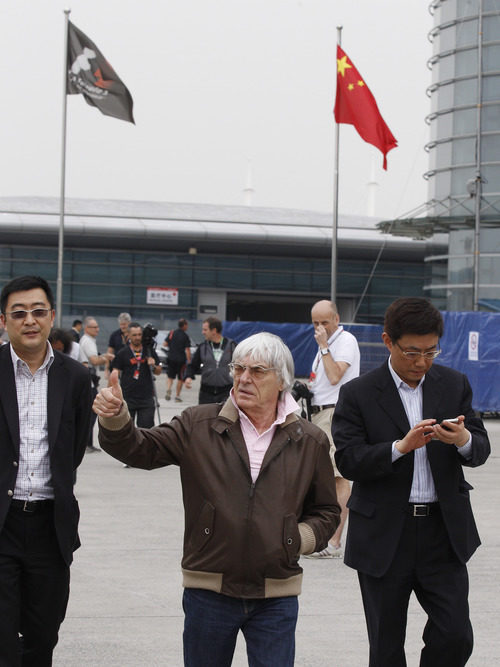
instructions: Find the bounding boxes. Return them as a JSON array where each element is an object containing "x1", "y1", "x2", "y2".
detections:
[{"x1": 334, "y1": 45, "x2": 397, "y2": 169}]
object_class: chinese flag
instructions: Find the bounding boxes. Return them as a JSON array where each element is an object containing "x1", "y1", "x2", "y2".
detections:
[
  {"x1": 334, "y1": 45, "x2": 397, "y2": 170},
  {"x1": 67, "y1": 21, "x2": 134, "y2": 124}
]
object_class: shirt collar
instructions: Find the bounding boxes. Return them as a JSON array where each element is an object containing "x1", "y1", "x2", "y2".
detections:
[
  {"x1": 230, "y1": 389, "x2": 300, "y2": 429},
  {"x1": 10, "y1": 341, "x2": 54, "y2": 374},
  {"x1": 387, "y1": 356, "x2": 425, "y2": 390}
]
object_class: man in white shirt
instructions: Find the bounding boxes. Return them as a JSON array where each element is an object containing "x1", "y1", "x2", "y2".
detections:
[
  {"x1": 79, "y1": 316, "x2": 114, "y2": 372},
  {"x1": 307, "y1": 300, "x2": 360, "y2": 558},
  {"x1": 79, "y1": 316, "x2": 114, "y2": 452}
]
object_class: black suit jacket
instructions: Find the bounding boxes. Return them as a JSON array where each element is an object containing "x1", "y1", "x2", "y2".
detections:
[
  {"x1": 0, "y1": 344, "x2": 92, "y2": 565},
  {"x1": 332, "y1": 361, "x2": 490, "y2": 577}
]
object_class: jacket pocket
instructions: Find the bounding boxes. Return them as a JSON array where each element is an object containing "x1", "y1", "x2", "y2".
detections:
[
  {"x1": 189, "y1": 501, "x2": 215, "y2": 552},
  {"x1": 283, "y1": 514, "x2": 300, "y2": 565},
  {"x1": 459, "y1": 480, "x2": 474, "y2": 496},
  {"x1": 347, "y1": 495, "x2": 375, "y2": 518}
]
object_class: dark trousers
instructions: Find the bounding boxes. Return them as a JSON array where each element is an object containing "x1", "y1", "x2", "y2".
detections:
[
  {"x1": 182, "y1": 588, "x2": 298, "y2": 667},
  {"x1": 129, "y1": 404, "x2": 155, "y2": 428},
  {"x1": 358, "y1": 507, "x2": 473, "y2": 667},
  {"x1": 0, "y1": 503, "x2": 70, "y2": 667}
]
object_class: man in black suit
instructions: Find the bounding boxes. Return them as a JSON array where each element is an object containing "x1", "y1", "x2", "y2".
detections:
[
  {"x1": 332, "y1": 297, "x2": 490, "y2": 667},
  {"x1": 0, "y1": 275, "x2": 92, "y2": 666}
]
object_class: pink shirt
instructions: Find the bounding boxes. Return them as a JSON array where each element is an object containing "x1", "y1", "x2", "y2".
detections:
[{"x1": 230, "y1": 390, "x2": 300, "y2": 482}]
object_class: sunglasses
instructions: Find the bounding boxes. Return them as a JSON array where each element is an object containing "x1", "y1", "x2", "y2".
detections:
[
  {"x1": 229, "y1": 362, "x2": 277, "y2": 379},
  {"x1": 6, "y1": 308, "x2": 52, "y2": 321}
]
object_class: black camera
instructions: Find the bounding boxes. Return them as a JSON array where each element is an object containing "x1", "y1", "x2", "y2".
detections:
[
  {"x1": 291, "y1": 380, "x2": 313, "y2": 402},
  {"x1": 142, "y1": 323, "x2": 158, "y2": 357},
  {"x1": 291, "y1": 381, "x2": 313, "y2": 421}
]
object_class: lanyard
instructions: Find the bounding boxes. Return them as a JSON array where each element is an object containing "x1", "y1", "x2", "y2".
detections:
[{"x1": 129, "y1": 344, "x2": 144, "y2": 380}]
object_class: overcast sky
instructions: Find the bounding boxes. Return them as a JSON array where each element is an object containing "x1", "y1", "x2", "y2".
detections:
[{"x1": 1, "y1": 1, "x2": 434, "y2": 220}]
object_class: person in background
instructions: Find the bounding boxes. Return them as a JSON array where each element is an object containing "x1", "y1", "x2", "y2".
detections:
[
  {"x1": 333, "y1": 297, "x2": 490, "y2": 666},
  {"x1": 94, "y1": 332, "x2": 340, "y2": 667},
  {"x1": 49, "y1": 327, "x2": 80, "y2": 361},
  {"x1": 184, "y1": 316, "x2": 236, "y2": 404},
  {"x1": 306, "y1": 299, "x2": 360, "y2": 559},
  {"x1": 110, "y1": 322, "x2": 162, "y2": 428},
  {"x1": 79, "y1": 316, "x2": 114, "y2": 453},
  {"x1": 107, "y1": 312, "x2": 132, "y2": 361},
  {"x1": 164, "y1": 318, "x2": 191, "y2": 403},
  {"x1": 0, "y1": 275, "x2": 92, "y2": 665},
  {"x1": 71, "y1": 319, "x2": 82, "y2": 342}
]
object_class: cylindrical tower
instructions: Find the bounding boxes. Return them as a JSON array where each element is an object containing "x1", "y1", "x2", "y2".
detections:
[{"x1": 424, "y1": 0, "x2": 500, "y2": 311}]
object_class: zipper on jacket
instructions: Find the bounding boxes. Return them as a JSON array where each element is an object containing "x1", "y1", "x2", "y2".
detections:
[{"x1": 226, "y1": 428, "x2": 258, "y2": 594}]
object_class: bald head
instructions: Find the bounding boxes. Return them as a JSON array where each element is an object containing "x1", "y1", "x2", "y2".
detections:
[{"x1": 311, "y1": 300, "x2": 339, "y2": 338}]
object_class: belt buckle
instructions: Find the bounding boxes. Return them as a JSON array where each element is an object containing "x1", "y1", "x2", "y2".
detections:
[
  {"x1": 22, "y1": 500, "x2": 36, "y2": 513},
  {"x1": 413, "y1": 504, "x2": 429, "y2": 517}
]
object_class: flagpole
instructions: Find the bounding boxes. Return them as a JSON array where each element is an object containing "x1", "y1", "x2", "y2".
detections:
[
  {"x1": 56, "y1": 9, "x2": 71, "y2": 327},
  {"x1": 331, "y1": 25, "x2": 342, "y2": 306}
]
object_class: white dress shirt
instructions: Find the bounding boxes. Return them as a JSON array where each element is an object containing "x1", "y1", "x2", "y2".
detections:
[
  {"x1": 11, "y1": 343, "x2": 55, "y2": 500},
  {"x1": 388, "y1": 358, "x2": 472, "y2": 503}
]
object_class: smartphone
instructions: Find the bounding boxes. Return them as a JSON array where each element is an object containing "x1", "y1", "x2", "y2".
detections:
[{"x1": 440, "y1": 417, "x2": 459, "y2": 428}]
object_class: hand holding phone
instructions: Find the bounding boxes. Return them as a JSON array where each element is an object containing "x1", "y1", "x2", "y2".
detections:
[{"x1": 440, "y1": 417, "x2": 460, "y2": 429}]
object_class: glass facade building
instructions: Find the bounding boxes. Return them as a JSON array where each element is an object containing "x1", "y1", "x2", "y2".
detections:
[
  {"x1": 0, "y1": 197, "x2": 442, "y2": 327},
  {"x1": 424, "y1": 0, "x2": 500, "y2": 310}
]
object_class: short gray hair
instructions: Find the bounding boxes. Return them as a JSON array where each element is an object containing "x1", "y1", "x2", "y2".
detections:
[{"x1": 232, "y1": 332, "x2": 294, "y2": 391}]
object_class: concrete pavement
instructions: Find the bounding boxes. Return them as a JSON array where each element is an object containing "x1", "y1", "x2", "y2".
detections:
[{"x1": 54, "y1": 373, "x2": 500, "y2": 666}]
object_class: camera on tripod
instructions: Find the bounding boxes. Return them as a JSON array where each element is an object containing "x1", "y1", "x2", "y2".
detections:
[{"x1": 142, "y1": 323, "x2": 158, "y2": 357}]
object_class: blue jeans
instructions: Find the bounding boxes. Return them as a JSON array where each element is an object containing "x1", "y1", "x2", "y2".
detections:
[{"x1": 182, "y1": 588, "x2": 298, "y2": 667}]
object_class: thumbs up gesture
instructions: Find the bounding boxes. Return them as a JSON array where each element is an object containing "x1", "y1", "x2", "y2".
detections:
[{"x1": 93, "y1": 371, "x2": 124, "y2": 418}]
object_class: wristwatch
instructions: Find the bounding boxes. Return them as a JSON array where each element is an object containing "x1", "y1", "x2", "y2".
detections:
[{"x1": 320, "y1": 348, "x2": 330, "y2": 356}]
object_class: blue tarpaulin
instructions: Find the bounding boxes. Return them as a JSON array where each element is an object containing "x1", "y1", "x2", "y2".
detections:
[{"x1": 223, "y1": 312, "x2": 500, "y2": 413}]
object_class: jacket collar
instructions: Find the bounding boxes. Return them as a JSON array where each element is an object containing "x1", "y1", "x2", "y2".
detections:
[{"x1": 213, "y1": 397, "x2": 299, "y2": 432}]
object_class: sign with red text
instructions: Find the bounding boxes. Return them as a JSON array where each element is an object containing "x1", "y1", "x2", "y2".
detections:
[{"x1": 146, "y1": 287, "x2": 178, "y2": 306}]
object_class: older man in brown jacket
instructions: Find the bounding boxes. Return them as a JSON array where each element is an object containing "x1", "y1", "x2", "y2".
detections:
[{"x1": 94, "y1": 332, "x2": 339, "y2": 667}]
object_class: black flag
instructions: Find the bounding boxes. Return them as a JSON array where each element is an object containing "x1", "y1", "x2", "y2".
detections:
[{"x1": 67, "y1": 21, "x2": 134, "y2": 124}]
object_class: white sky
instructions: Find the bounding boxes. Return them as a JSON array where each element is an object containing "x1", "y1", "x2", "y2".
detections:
[{"x1": 1, "y1": 0, "x2": 434, "y2": 219}]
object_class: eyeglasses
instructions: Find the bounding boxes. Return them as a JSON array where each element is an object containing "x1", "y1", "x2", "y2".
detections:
[
  {"x1": 229, "y1": 362, "x2": 278, "y2": 379},
  {"x1": 394, "y1": 341, "x2": 441, "y2": 360},
  {"x1": 6, "y1": 308, "x2": 51, "y2": 321}
]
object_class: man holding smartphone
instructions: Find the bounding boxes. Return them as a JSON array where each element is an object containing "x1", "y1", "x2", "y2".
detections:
[{"x1": 332, "y1": 297, "x2": 490, "y2": 667}]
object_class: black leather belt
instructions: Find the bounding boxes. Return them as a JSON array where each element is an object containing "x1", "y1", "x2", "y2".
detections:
[
  {"x1": 10, "y1": 499, "x2": 54, "y2": 514},
  {"x1": 310, "y1": 403, "x2": 336, "y2": 415},
  {"x1": 408, "y1": 503, "x2": 440, "y2": 517}
]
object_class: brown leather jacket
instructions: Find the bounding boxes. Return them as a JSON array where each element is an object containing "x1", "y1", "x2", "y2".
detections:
[{"x1": 99, "y1": 398, "x2": 340, "y2": 599}]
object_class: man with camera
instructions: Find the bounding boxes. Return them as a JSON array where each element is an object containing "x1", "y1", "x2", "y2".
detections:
[
  {"x1": 307, "y1": 299, "x2": 360, "y2": 558},
  {"x1": 110, "y1": 322, "x2": 162, "y2": 429}
]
